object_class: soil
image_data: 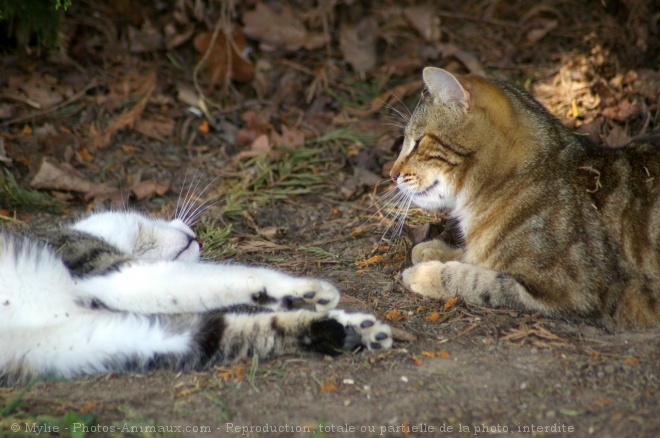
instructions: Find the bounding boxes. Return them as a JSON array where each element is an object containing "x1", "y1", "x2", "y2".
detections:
[{"x1": 1, "y1": 1, "x2": 659, "y2": 437}]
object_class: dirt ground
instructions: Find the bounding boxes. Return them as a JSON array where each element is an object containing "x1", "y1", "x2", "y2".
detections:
[{"x1": 1, "y1": 1, "x2": 659, "y2": 437}]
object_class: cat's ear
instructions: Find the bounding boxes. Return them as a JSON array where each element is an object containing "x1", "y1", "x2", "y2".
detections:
[{"x1": 423, "y1": 67, "x2": 470, "y2": 111}]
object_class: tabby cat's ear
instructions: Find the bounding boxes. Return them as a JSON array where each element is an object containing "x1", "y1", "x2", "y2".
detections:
[{"x1": 422, "y1": 67, "x2": 470, "y2": 111}]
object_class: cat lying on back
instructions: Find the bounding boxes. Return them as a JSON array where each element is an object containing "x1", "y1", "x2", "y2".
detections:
[
  {"x1": 392, "y1": 67, "x2": 660, "y2": 330},
  {"x1": 0, "y1": 210, "x2": 391, "y2": 385}
]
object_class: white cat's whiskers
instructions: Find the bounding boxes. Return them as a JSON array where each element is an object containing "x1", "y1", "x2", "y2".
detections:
[{"x1": 175, "y1": 170, "x2": 220, "y2": 227}]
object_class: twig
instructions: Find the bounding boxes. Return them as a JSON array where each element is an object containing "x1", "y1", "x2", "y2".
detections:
[
  {"x1": 192, "y1": 3, "x2": 240, "y2": 114},
  {"x1": 1, "y1": 80, "x2": 98, "y2": 126},
  {"x1": 436, "y1": 11, "x2": 521, "y2": 28}
]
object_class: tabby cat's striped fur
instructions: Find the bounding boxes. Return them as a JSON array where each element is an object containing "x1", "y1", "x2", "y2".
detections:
[{"x1": 392, "y1": 67, "x2": 660, "y2": 330}]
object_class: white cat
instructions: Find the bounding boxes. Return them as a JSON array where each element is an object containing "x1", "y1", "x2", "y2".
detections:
[{"x1": 0, "y1": 211, "x2": 392, "y2": 384}]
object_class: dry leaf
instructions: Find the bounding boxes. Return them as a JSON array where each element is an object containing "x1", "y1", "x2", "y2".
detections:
[
  {"x1": 623, "y1": 357, "x2": 639, "y2": 366},
  {"x1": 243, "y1": 3, "x2": 308, "y2": 51},
  {"x1": 193, "y1": 25, "x2": 254, "y2": 86},
  {"x1": 128, "y1": 21, "x2": 163, "y2": 53},
  {"x1": 339, "y1": 17, "x2": 378, "y2": 73},
  {"x1": 443, "y1": 297, "x2": 459, "y2": 311},
  {"x1": 602, "y1": 100, "x2": 643, "y2": 122},
  {"x1": 79, "y1": 401, "x2": 97, "y2": 413},
  {"x1": 403, "y1": 6, "x2": 441, "y2": 42},
  {"x1": 355, "y1": 255, "x2": 384, "y2": 267},
  {"x1": 320, "y1": 375, "x2": 339, "y2": 393},
  {"x1": 271, "y1": 125, "x2": 306, "y2": 149},
  {"x1": 198, "y1": 120, "x2": 209, "y2": 133},
  {"x1": 603, "y1": 125, "x2": 630, "y2": 148},
  {"x1": 6, "y1": 73, "x2": 73, "y2": 109},
  {"x1": 341, "y1": 167, "x2": 383, "y2": 199},
  {"x1": 133, "y1": 114, "x2": 175, "y2": 141},
  {"x1": 594, "y1": 398, "x2": 613, "y2": 407},
  {"x1": 236, "y1": 110, "x2": 272, "y2": 144},
  {"x1": 91, "y1": 71, "x2": 157, "y2": 149},
  {"x1": 385, "y1": 309, "x2": 407, "y2": 321},
  {"x1": 437, "y1": 349, "x2": 450, "y2": 359},
  {"x1": 131, "y1": 180, "x2": 170, "y2": 201},
  {"x1": 30, "y1": 158, "x2": 115, "y2": 197}
]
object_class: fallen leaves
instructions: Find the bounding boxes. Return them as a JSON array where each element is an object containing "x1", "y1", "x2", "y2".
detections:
[
  {"x1": 193, "y1": 25, "x2": 254, "y2": 87},
  {"x1": 412, "y1": 350, "x2": 450, "y2": 365},
  {"x1": 385, "y1": 309, "x2": 407, "y2": 322},
  {"x1": 90, "y1": 70, "x2": 157, "y2": 149},
  {"x1": 130, "y1": 180, "x2": 170, "y2": 201},
  {"x1": 443, "y1": 297, "x2": 459, "y2": 311},
  {"x1": 29, "y1": 158, "x2": 115, "y2": 200},
  {"x1": 243, "y1": 3, "x2": 327, "y2": 51},
  {"x1": 354, "y1": 254, "x2": 384, "y2": 268},
  {"x1": 501, "y1": 322, "x2": 568, "y2": 348},
  {"x1": 339, "y1": 17, "x2": 378, "y2": 74}
]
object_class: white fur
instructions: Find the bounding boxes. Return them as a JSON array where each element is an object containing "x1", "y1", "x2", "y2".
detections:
[{"x1": 0, "y1": 211, "x2": 357, "y2": 382}]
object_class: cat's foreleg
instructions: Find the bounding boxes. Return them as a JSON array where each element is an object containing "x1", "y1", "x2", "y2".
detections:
[
  {"x1": 201, "y1": 309, "x2": 393, "y2": 366},
  {"x1": 411, "y1": 239, "x2": 465, "y2": 264},
  {"x1": 78, "y1": 261, "x2": 340, "y2": 314},
  {"x1": 402, "y1": 261, "x2": 554, "y2": 315}
]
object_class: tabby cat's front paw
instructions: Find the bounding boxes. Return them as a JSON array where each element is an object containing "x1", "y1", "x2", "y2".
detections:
[
  {"x1": 402, "y1": 261, "x2": 456, "y2": 300},
  {"x1": 255, "y1": 278, "x2": 340, "y2": 312},
  {"x1": 411, "y1": 240, "x2": 465, "y2": 265}
]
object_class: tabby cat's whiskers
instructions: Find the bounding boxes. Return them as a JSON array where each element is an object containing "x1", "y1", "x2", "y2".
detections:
[{"x1": 364, "y1": 182, "x2": 415, "y2": 242}]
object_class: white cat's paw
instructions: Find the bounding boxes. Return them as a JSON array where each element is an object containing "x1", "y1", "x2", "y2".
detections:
[
  {"x1": 328, "y1": 310, "x2": 393, "y2": 350},
  {"x1": 252, "y1": 278, "x2": 340, "y2": 312}
]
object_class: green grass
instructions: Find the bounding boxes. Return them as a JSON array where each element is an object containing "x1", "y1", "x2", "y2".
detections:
[
  {"x1": 195, "y1": 221, "x2": 234, "y2": 260},
  {"x1": 0, "y1": 170, "x2": 64, "y2": 213},
  {"x1": 0, "y1": 380, "x2": 97, "y2": 438},
  {"x1": 216, "y1": 130, "x2": 360, "y2": 220}
]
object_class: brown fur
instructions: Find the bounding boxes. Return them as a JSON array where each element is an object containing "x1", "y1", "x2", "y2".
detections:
[{"x1": 392, "y1": 67, "x2": 660, "y2": 330}]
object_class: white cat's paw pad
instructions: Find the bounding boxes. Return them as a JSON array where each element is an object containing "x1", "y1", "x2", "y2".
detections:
[
  {"x1": 255, "y1": 279, "x2": 340, "y2": 311},
  {"x1": 331, "y1": 311, "x2": 393, "y2": 350},
  {"x1": 293, "y1": 280, "x2": 340, "y2": 311}
]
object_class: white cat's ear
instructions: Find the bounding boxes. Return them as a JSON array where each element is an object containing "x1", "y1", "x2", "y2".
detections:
[{"x1": 423, "y1": 67, "x2": 470, "y2": 110}]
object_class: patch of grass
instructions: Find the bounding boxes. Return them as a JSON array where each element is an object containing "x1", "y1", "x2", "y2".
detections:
[
  {"x1": 217, "y1": 140, "x2": 342, "y2": 219},
  {"x1": 195, "y1": 221, "x2": 234, "y2": 260},
  {"x1": 299, "y1": 246, "x2": 342, "y2": 260},
  {"x1": 247, "y1": 354, "x2": 259, "y2": 392},
  {"x1": 0, "y1": 170, "x2": 64, "y2": 213},
  {"x1": 310, "y1": 127, "x2": 375, "y2": 147},
  {"x1": 203, "y1": 392, "x2": 232, "y2": 423},
  {"x1": 0, "y1": 380, "x2": 97, "y2": 438},
  {"x1": 328, "y1": 76, "x2": 387, "y2": 109}
]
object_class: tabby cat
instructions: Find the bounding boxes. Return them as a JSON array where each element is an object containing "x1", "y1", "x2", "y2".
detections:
[
  {"x1": 392, "y1": 67, "x2": 660, "y2": 330},
  {"x1": 0, "y1": 210, "x2": 391, "y2": 385}
]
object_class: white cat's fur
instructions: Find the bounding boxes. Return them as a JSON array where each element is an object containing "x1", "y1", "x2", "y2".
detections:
[{"x1": 0, "y1": 211, "x2": 392, "y2": 384}]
